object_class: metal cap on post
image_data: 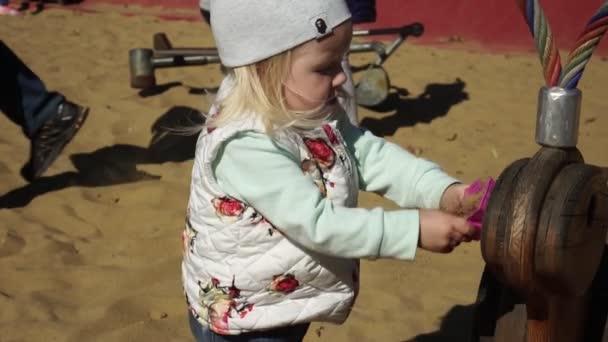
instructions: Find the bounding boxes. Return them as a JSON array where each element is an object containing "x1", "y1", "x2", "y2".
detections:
[{"x1": 536, "y1": 87, "x2": 582, "y2": 148}]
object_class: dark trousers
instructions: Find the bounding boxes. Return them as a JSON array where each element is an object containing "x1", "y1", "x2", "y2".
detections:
[
  {"x1": 200, "y1": 4, "x2": 374, "y2": 26},
  {"x1": 346, "y1": 0, "x2": 376, "y2": 24},
  {"x1": 0, "y1": 40, "x2": 63, "y2": 138}
]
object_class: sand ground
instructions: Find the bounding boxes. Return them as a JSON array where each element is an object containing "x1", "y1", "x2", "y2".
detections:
[{"x1": 1, "y1": 8, "x2": 607, "y2": 342}]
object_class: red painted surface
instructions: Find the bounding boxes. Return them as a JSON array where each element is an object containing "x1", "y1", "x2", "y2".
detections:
[
  {"x1": 375, "y1": 0, "x2": 607, "y2": 53},
  {"x1": 73, "y1": 0, "x2": 608, "y2": 53},
  {"x1": 91, "y1": 0, "x2": 196, "y2": 7}
]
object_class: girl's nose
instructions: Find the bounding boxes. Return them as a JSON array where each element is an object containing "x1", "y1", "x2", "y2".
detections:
[{"x1": 332, "y1": 70, "x2": 347, "y2": 88}]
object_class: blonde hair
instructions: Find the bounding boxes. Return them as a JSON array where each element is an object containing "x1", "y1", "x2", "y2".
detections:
[{"x1": 206, "y1": 51, "x2": 343, "y2": 133}]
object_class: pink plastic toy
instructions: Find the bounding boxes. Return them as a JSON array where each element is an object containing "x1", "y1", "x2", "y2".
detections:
[{"x1": 462, "y1": 177, "x2": 496, "y2": 237}]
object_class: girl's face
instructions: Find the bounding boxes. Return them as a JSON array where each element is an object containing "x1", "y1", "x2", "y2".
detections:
[{"x1": 283, "y1": 20, "x2": 353, "y2": 112}]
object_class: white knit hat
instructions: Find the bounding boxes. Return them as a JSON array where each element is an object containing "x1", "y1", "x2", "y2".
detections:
[{"x1": 209, "y1": 0, "x2": 352, "y2": 67}]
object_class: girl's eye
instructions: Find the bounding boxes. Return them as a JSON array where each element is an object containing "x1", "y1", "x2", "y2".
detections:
[{"x1": 318, "y1": 64, "x2": 341, "y2": 76}]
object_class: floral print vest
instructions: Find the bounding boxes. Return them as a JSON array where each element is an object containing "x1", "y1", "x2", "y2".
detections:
[{"x1": 182, "y1": 115, "x2": 360, "y2": 335}]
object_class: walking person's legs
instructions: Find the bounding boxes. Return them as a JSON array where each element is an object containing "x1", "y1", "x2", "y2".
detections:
[
  {"x1": 0, "y1": 41, "x2": 88, "y2": 180},
  {"x1": 0, "y1": 41, "x2": 64, "y2": 137}
]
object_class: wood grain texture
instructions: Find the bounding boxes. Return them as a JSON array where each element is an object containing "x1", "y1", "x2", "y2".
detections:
[
  {"x1": 481, "y1": 158, "x2": 529, "y2": 282},
  {"x1": 535, "y1": 163, "x2": 608, "y2": 297},
  {"x1": 504, "y1": 147, "x2": 583, "y2": 294}
]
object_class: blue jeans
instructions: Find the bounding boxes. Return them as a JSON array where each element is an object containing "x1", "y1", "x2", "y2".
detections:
[
  {"x1": 0, "y1": 40, "x2": 64, "y2": 138},
  {"x1": 188, "y1": 312, "x2": 309, "y2": 342}
]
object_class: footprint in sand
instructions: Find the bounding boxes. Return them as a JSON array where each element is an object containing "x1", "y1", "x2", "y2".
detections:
[
  {"x1": 81, "y1": 189, "x2": 107, "y2": 204},
  {"x1": 68, "y1": 297, "x2": 156, "y2": 342},
  {"x1": 0, "y1": 229, "x2": 26, "y2": 258},
  {"x1": 0, "y1": 160, "x2": 12, "y2": 175}
]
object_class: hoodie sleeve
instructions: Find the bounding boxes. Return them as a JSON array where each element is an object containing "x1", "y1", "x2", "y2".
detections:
[{"x1": 211, "y1": 131, "x2": 421, "y2": 260}]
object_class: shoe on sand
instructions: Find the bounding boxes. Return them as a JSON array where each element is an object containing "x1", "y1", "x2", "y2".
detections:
[{"x1": 21, "y1": 100, "x2": 89, "y2": 181}]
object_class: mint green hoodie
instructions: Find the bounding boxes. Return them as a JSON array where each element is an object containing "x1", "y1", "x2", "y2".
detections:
[{"x1": 211, "y1": 116, "x2": 459, "y2": 260}]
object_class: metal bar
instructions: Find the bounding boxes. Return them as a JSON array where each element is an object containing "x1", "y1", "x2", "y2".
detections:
[
  {"x1": 151, "y1": 55, "x2": 222, "y2": 68},
  {"x1": 154, "y1": 48, "x2": 219, "y2": 57},
  {"x1": 349, "y1": 41, "x2": 386, "y2": 56},
  {"x1": 352, "y1": 29, "x2": 370, "y2": 37}
]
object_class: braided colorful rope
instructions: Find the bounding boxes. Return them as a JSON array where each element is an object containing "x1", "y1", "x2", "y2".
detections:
[
  {"x1": 560, "y1": 2, "x2": 608, "y2": 89},
  {"x1": 516, "y1": 0, "x2": 608, "y2": 89},
  {"x1": 516, "y1": 0, "x2": 562, "y2": 86}
]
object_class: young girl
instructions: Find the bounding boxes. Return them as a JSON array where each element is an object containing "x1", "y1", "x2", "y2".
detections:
[{"x1": 183, "y1": 1, "x2": 477, "y2": 341}]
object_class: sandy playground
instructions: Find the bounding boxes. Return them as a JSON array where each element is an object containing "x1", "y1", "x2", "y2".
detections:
[{"x1": 1, "y1": 6, "x2": 607, "y2": 342}]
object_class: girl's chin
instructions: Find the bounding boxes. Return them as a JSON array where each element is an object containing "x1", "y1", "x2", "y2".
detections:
[
  {"x1": 300, "y1": 98, "x2": 337, "y2": 111},
  {"x1": 289, "y1": 103, "x2": 325, "y2": 112}
]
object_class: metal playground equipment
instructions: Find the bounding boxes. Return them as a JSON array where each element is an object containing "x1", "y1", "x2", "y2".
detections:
[
  {"x1": 128, "y1": 22, "x2": 424, "y2": 107},
  {"x1": 473, "y1": 1, "x2": 608, "y2": 341}
]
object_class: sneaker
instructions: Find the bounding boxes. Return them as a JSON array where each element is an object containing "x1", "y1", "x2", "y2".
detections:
[
  {"x1": 0, "y1": 5, "x2": 19, "y2": 15},
  {"x1": 21, "y1": 100, "x2": 89, "y2": 181},
  {"x1": 17, "y1": 1, "x2": 29, "y2": 11}
]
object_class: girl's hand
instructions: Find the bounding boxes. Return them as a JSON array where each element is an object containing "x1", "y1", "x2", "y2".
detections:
[
  {"x1": 439, "y1": 183, "x2": 469, "y2": 215},
  {"x1": 418, "y1": 209, "x2": 475, "y2": 253},
  {"x1": 440, "y1": 181, "x2": 492, "y2": 217}
]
